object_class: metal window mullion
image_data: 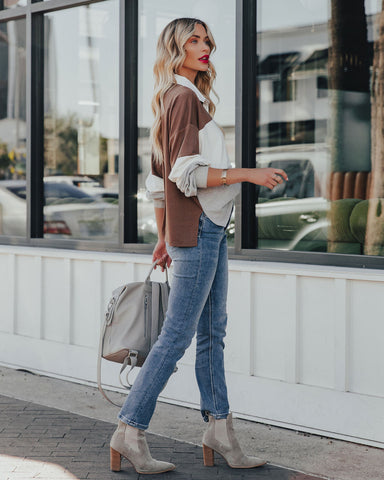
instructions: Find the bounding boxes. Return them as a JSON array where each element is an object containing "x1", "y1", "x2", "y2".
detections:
[
  {"x1": 119, "y1": 0, "x2": 138, "y2": 245},
  {"x1": 240, "y1": 0, "x2": 258, "y2": 250},
  {"x1": 27, "y1": 11, "x2": 44, "y2": 239},
  {"x1": 234, "y1": 0, "x2": 243, "y2": 253},
  {"x1": 30, "y1": 0, "x2": 106, "y2": 12},
  {"x1": 0, "y1": 9, "x2": 26, "y2": 21}
]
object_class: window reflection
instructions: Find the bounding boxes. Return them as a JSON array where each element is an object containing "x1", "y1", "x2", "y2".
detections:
[
  {"x1": 0, "y1": 19, "x2": 26, "y2": 237},
  {"x1": 256, "y1": 0, "x2": 384, "y2": 256},
  {"x1": 138, "y1": 0, "x2": 236, "y2": 244},
  {"x1": 43, "y1": 1, "x2": 119, "y2": 242},
  {"x1": 2, "y1": 0, "x2": 27, "y2": 8}
]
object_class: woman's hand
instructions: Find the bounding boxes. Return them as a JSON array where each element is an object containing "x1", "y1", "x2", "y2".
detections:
[
  {"x1": 247, "y1": 168, "x2": 288, "y2": 190},
  {"x1": 152, "y1": 239, "x2": 172, "y2": 271}
]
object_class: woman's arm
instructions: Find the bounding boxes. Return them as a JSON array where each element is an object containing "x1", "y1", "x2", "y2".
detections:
[
  {"x1": 152, "y1": 167, "x2": 287, "y2": 269},
  {"x1": 206, "y1": 167, "x2": 288, "y2": 190},
  {"x1": 152, "y1": 206, "x2": 171, "y2": 271}
]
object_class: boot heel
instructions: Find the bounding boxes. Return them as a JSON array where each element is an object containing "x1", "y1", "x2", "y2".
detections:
[
  {"x1": 202, "y1": 444, "x2": 214, "y2": 467},
  {"x1": 110, "y1": 447, "x2": 121, "y2": 471}
]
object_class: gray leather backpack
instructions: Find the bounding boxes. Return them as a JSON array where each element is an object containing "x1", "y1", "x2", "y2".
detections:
[{"x1": 97, "y1": 262, "x2": 169, "y2": 406}]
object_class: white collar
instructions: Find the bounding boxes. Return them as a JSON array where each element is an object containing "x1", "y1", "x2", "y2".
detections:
[{"x1": 174, "y1": 74, "x2": 207, "y2": 104}]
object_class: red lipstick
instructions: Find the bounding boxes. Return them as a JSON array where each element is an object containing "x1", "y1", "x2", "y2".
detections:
[{"x1": 199, "y1": 55, "x2": 209, "y2": 63}]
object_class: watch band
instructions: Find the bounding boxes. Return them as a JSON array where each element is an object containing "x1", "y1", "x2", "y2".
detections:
[{"x1": 221, "y1": 169, "x2": 228, "y2": 186}]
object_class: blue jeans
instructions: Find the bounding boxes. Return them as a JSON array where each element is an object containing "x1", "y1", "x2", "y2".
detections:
[{"x1": 118, "y1": 213, "x2": 230, "y2": 430}]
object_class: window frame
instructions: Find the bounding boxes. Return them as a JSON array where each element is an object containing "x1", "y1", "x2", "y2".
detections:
[{"x1": 1, "y1": 0, "x2": 384, "y2": 270}]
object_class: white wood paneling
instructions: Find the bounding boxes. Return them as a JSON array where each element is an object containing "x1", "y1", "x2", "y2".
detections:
[
  {"x1": 253, "y1": 273, "x2": 291, "y2": 381},
  {"x1": 102, "y1": 261, "x2": 135, "y2": 299},
  {"x1": 0, "y1": 254, "x2": 15, "y2": 334},
  {"x1": 42, "y1": 257, "x2": 71, "y2": 343},
  {"x1": 333, "y1": 278, "x2": 349, "y2": 392},
  {"x1": 71, "y1": 260, "x2": 100, "y2": 348},
  {"x1": 297, "y1": 276, "x2": 335, "y2": 389},
  {"x1": 15, "y1": 255, "x2": 41, "y2": 338},
  {"x1": 284, "y1": 275, "x2": 299, "y2": 383},
  {"x1": 349, "y1": 280, "x2": 384, "y2": 397},
  {"x1": 1, "y1": 245, "x2": 384, "y2": 447},
  {"x1": 226, "y1": 370, "x2": 384, "y2": 448},
  {"x1": 227, "y1": 270, "x2": 252, "y2": 374}
]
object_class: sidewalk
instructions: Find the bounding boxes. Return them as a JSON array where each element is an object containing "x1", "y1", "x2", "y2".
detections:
[
  {"x1": 0, "y1": 394, "x2": 324, "y2": 480},
  {"x1": 1, "y1": 367, "x2": 383, "y2": 480}
]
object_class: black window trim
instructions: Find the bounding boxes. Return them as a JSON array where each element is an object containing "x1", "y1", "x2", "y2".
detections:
[{"x1": 1, "y1": 0, "x2": 384, "y2": 270}]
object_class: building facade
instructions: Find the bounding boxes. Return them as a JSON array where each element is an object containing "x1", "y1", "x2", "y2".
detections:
[{"x1": 0, "y1": 0, "x2": 384, "y2": 448}]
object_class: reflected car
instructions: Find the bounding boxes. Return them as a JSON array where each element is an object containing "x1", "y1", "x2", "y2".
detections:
[
  {"x1": 0, "y1": 180, "x2": 118, "y2": 241},
  {"x1": 255, "y1": 144, "x2": 330, "y2": 252},
  {"x1": 44, "y1": 175, "x2": 118, "y2": 202}
]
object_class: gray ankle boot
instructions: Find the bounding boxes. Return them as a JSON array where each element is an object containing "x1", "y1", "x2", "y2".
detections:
[
  {"x1": 110, "y1": 420, "x2": 176, "y2": 474},
  {"x1": 202, "y1": 413, "x2": 267, "y2": 468}
]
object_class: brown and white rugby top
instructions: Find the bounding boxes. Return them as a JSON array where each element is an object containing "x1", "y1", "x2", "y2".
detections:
[{"x1": 146, "y1": 74, "x2": 240, "y2": 247}]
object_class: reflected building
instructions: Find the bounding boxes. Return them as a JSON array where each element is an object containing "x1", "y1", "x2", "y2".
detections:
[{"x1": 257, "y1": 13, "x2": 375, "y2": 156}]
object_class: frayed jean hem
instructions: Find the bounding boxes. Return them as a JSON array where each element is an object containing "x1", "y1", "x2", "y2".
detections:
[
  {"x1": 201, "y1": 409, "x2": 230, "y2": 422},
  {"x1": 118, "y1": 413, "x2": 148, "y2": 431}
]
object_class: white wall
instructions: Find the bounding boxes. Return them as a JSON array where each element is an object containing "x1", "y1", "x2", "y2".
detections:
[{"x1": 0, "y1": 244, "x2": 384, "y2": 448}]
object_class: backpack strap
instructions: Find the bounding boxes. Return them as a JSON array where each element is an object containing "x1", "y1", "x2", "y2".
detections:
[
  {"x1": 150, "y1": 282, "x2": 160, "y2": 349},
  {"x1": 159, "y1": 282, "x2": 169, "y2": 325},
  {"x1": 97, "y1": 318, "x2": 124, "y2": 407}
]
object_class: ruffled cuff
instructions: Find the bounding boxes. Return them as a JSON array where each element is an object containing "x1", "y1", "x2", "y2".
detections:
[{"x1": 194, "y1": 166, "x2": 209, "y2": 188}]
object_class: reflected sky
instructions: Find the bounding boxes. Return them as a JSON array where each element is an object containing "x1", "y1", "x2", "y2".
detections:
[
  {"x1": 43, "y1": 0, "x2": 383, "y2": 130},
  {"x1": 46, "y1": 0, "x2": 118, "y2": 139},
  {"x1": 258, "y1": 0, "x2": 380, "y2": 31},
  {"x1": 139, "y1": 0, "x2": 236, "y2": 127}
]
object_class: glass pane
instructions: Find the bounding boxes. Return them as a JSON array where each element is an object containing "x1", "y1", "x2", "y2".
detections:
[
  {"x1": 0, "y1": 19, "x2": 26, "y2": 237},
  {"x1": 256, "y1": 0, "x2": 383, "y2": 256},
  {"x1": 3, "y1": 0, "x2": 27, "y2": 8},
  {"x1": 138, "y1": 0, "x2": 236, "y2": 245},
  {"x1": 44, "y1": 0, "x2": 119, "y2": 242}
]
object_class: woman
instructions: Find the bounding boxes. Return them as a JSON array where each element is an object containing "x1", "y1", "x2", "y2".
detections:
[{"x1": 110, "y1": 17, "x2": 287, "y2": 475}]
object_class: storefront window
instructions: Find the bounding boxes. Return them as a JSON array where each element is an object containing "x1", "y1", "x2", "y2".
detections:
[
  {"x1": 256, "y1": 0, "x2": 384, "y2": 256},
  {"x1": 0, "y1": 19, "x2": 26, "y2": 237},
  {"x1": 1, "y1": 0, "x2": 27, "y2": 8},
  {"x1": 137, "y1": 0, "x2": 236, "y2": 244},
  {"x1": 43, "y1": 0, "x2": 119, "y2": 242}
]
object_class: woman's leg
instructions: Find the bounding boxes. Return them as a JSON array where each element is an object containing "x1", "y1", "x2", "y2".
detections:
[
  {"x1": 195, "y1": 233, "x2": 230, "y2": 422},
  {"x1": 194, "y1": 235, "x2": 267, "y2": 469},
  {"x1": 118, "y1": 214, "x2": 225, "y2": 430}
]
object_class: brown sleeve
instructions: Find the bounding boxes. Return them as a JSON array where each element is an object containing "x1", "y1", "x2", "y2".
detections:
[{"x1": 168, "y1": 91, "x2": 201, "y2": 167}]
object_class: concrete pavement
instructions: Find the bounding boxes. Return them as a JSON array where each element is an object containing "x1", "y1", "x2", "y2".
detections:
[
  {"x1": 0, "y1": 393, "x2": 325, "y2": 480},
  {"x1": 0, "y1": 366, "x2": 383, "y2": 480}
]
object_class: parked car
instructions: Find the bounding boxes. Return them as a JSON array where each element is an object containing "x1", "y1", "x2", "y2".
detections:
[{"x1": 0, "y1": 180, "x2": 118, "y2": 241}]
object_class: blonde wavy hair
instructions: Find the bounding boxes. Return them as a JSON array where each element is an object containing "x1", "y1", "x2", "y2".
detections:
[{"x1": 150, "y1": 18, "x2": 217, "y2": 165}]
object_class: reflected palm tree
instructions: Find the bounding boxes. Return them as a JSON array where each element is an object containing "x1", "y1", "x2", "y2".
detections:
[
  {"x1": 327, "y1": 0, "x2": 371, "y2": 253},
  {"x1": 366, "y1": 0, "x2": 384, "y2": 255}
]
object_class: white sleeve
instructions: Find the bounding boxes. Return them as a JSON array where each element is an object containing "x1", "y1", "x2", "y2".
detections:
[
  {"x1": 194, "y1": 166, "x2": 209, "y2": 188},
  {"x1": 145, "y1": 172, "x2": 165, "y2": 208},
  {"x1": 168, "y1": 155, "x2": 210, "y2": 197}
]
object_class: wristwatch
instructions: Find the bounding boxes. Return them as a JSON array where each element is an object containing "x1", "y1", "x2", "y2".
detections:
[{"x1": 221, "y1": 169, "x2": 228, "y2": 186}]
